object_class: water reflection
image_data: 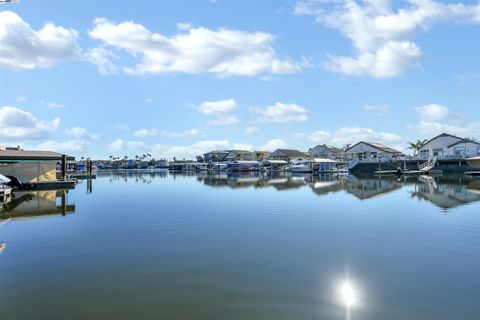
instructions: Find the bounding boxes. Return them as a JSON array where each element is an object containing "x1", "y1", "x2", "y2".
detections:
[
  {"x1": 97, "y1": 169, "x2": 169, "y2": 184},
  {"x1": 194, "y1": 172, "x2": 480, "y2": 210},
  {"x1": 0, "y1": 189, "x2": 75, "y2": 221}
]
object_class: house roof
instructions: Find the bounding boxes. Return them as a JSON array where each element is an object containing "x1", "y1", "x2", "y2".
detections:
[
  {"x1": 273, "y1": 149, "x2": 307, "y2": 157},
  {"x1": 345, "y1": 141, "x2": 402, "y2": 154},
  {"x1": 447, "y1": 139, "x2": 480, "y2": 148},
  {"x1": 0, "y1": 150, "x2": 75, "y2": 161},
  {"x1": 312, "y1": 144, "x2": 343, "y2": 154},
  {"x1": 422, "y1": 133, "x2": 463, "y2": 148}
]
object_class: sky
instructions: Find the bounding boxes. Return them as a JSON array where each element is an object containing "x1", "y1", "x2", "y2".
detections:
[{"x1": 0, "y1": 0, "x2": 479, "y2": 160}]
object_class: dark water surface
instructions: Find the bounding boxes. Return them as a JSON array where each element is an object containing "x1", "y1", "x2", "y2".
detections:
[{"x1": 1, "y1": 171, "x2": 479, "y2": 320}]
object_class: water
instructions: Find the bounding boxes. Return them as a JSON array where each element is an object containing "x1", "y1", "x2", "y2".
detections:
[{"x1": 1, "y1": 171, "x2": 479, "y2": 320}]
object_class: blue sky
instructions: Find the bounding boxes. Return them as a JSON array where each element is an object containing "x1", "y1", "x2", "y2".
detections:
[{"x1": 0, "y1": 0, "x2": 479, "y2": 159}]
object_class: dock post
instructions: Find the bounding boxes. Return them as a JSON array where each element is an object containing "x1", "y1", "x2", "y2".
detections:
[
  {"x1": 87, "y1": 160, "x2": 92, "y2": 175},
  {"x1": 61, "y1": 154, "x2": 67, "y2": 181}
]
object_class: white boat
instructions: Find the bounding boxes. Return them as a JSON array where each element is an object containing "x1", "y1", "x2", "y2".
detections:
[
  {"x1": 289, "y1": 161, "x2": 313, "y2": 173},
  {"x1": 263, "y1": 160, "x2": 289, "y2": 172},
  {"x1": 209, "y1": 162, "x2": 228, "y2": 171},
  {"x1": 0, "y1": 174, "x2": 12, "y2": 202},
  {"x1": 155, "y1": 159, "x2": 169, "y2": 169}
]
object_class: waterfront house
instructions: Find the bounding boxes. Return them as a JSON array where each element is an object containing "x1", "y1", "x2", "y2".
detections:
[
  {"x1": 225, "y1": 150, "x2": 256, "y2": 162},
  {"x1": 344, "y1": 142, "x2": 403, "y2": 161},
  {"x1": 418, "y1": 133, "x2": 480, "y2": 159},
  {"x1": 203, "y1": 150, "x2": 230, "y2": 163},
  {"x1": 309, "y1": 144, "x2": 344, "y2": 160},
  {"x1": 269, "y1": 149, "x2": 309, "y2": 163}
]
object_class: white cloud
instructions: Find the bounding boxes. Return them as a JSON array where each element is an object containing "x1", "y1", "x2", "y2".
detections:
[
  {"x1": 295, "y1": 0, "x2": 480, "y2": 78},
  {"x1": 88, "y1": 18, "x2": 303, "y2": 77},
  {"x1": 245, "y1": 126, "x2": 260, "y2": 134},
  {"x1": 16, "y1": 96, "x2": 27, "y2": 102},
  {"x1": 294, "y1": 126, "x2": 404, "y2": 150},
  {"x1": 414, "y1": 103, "x2": 452, "y2": 122},
  {"x1": 66, "y1": 127, "x2": 99, "y2": 140},
  {"x1": 0, "y1": 106, "x2": 60, "y2": 140},
  {"x1": 108, "y1": 139, "x2": 149, "y2": 153},
  {"x1": 261, "y1": 138, "x2": 288, "y2": 150},
  {"x1": 145, "y1": 98, "x2": 153, "y2": 103},
  {"x1": 84, "y1": 47, "x2": 118, "y2": 74},
  {"x1": 176, "y1": 22, "x2": 193, "y2": 31},
  {"x1": 253, "y1": 102, "x2": 309, "y2": 123},
  {"x1": 409, "y1": 104, "x2": 479, "y2": 137},
  {"x1": 364, "y1": 104, "x2": 390, "y2": 116},
  {"x1": 42, "y1": 101, "x2": 64, "y2": 109},
  {"x1": 133, "y1": 128, "x2": 205, "y2": 138},
  {"x1": 0, "y1": 11, "x2": 79, "y2": 69},
  {"x1": 199, "y1": 99, "x2": 237, "y2": 115},
  {"x1": 210, "y1": 116, "x2": 240, "y2": 126},
  {"x1": 36, "y1": 140, "x2": 89, "y2": 154},
  {"x1": 294, "y1": 130, "x2": 331, "y2": 142}
]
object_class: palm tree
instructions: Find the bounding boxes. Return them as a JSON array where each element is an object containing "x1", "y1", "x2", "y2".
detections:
[
  {"x1": 465, "y1": 137, "x2": 479, "y2": 143},
  {"x1": 407, "y1": 139, "x2": 428, "y2": 156}
]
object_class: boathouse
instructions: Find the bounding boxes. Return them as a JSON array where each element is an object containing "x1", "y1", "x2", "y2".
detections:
[
  {"x1": 418, "y1": 133, "x2": 480, "y2": 159},
  {"x1": 0, "y1": 146, "x2": 75, "y2": 182}
]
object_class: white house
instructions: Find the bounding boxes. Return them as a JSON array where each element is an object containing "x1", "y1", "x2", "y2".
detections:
[
  {"x1": 418, "y1": 133, "x2": 480, "y2": 159},
  {"x1": 345, "y1": 142, "x2": 403, "y2": 161},
  {"x1": 309, "y1": 144, "x2": 344, "y2": 160}
]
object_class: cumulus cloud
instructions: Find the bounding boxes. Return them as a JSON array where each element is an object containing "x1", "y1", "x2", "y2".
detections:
[
  {"x1": 133, "y1": 128, "x2": 205, "y2": 138},
  {"x1": 0, "y1": 106, "x2": 60, "y2": 140},
  {"x1": 41, "y1": 100, "x2": 64, "y2": 109},
  {"x1": 408, "y1": 103, "x2": 479, "y2": 136},
  {"x1": 36, "y1": 140, "x2": 89, "y2": 154},
  {"x1": 87, "y1": 18, "x2": 303, "y2": 77},
  {"x1": 261, "y1": 138, "x2": 288, "y2": 150},
  {"x1": 294, "y1": 0, "x2": 480, "y2": 78},
  {"x1": 245, "y1": 126, "x2": 260, "y2": 134},
  {"x1": 199, "y1": 99, "x2": 237, "y2": 115},
  {"x1": 84, "y1": 47, "x2": 118, "y2": 74},
  {"x1": 0, "y1": 11, "x2": 79, "y2": 69},
  {"x1": 253, "y1": 102, "x2": 309, "y2": 123},
  {"x1": 66, "y1": 127, "x2": 99, "y2": 140},
  {"x1": 108, "y1": 139, "x2": 148, "y2": 153},
  {"x1": 210, "y1": 116, "x2": 240, "y2": 126},
  {"x1": 294, "y1": 126, "x2": 404, "y2": 150},
  {"x1": 414, "y1": 103, "x2": 453, "y2": 122},
  {"x1": 364, "y1": 104, "x2": 390, "y2": 116}
]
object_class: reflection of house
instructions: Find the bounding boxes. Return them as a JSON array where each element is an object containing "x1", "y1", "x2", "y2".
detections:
[
  {"x1": 269, "y1": 149, "x2": 308, "y2": 163},
  {"x1": 0, "y1": 190, "x2": 75, "y2": 220},
  {"x1": 344, "y1": 175, "x2": 404, "y2": 199},
  {"x1": 0, "y1": 147, "x2": 75, "y2": 182},
  {"x1": 309, "y1": 145, "x2": 344, "y2": 160},
  {"x1": 345, "y1": 142, "x2": 403, "y2": 161},
  {"x1": 412, "y1": 177, "x2": 480, "y2": 209},
  {"x1": 418, "y1": 133, "x2": 480, "y2": 159}
]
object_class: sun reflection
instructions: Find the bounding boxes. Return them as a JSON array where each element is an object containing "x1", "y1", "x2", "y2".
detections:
[{"x1": 340, "y1": 280, "x2": 357, "y2": 307}]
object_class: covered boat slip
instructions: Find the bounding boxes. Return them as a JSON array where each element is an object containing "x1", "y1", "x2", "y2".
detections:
[
  {"x1": 263, "y1": 160, "x2": 289, "y2": 172},
  {"x1": 0, "y1": 149, "x2": 76, "y2": 189}
]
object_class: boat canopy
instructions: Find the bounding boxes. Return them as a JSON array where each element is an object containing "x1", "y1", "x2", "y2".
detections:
[
  {"x1": 233, "y1": 161, "x2": 260, "y2": 165},
  {"x1": 263, "y1": 160, "x2": 288, "y2": 164},
  {"x1": 312, "y1": 158, "x2": 338, "y2": 163}
]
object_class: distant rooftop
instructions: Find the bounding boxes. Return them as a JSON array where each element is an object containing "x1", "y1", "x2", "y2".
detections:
[{"x1": 0, "y1": 149, "x2": 75, "y2": 161}]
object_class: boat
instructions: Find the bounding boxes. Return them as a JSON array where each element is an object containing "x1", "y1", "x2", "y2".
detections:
[
  {"x1": 228, "y1": 161, "x2": 261, "y2": 172},
  {"x1": 0, "y1": 174, "x2": 12, "y2": 202},
  {"x1": 289, "y1": 160, "x2": 313, "y2": 173},
  {"x1": 263, "y1": 160, "x2": 289, "y2": 172},
  {"x1": 208, "y1": 162, "x2": 228, "y2": 171}
]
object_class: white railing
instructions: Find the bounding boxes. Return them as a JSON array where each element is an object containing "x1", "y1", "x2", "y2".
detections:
[{"x1": 419, "y1": 156, "x2": 437, "y2": 172}]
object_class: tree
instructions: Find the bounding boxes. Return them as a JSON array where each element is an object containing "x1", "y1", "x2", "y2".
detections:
[
  {"x1": 196, "y1": 155, "x2": 204, "y2": 162},
  {"x1": 407, "y1": 139, "x2": 428, "y2": 156},
  {"x1": 465, "y1": 137, "x2": 479, "y2": 143}
]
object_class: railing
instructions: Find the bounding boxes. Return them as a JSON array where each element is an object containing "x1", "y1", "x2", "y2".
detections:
[{"x1": 419, "y1": 156, "x2": 437, "y2": 172}]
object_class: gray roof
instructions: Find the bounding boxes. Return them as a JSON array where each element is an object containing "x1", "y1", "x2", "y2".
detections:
[
  {"x1": 313, "y1": 144, "x2": 343, "y2": 154},
  {"x1": 448, "y1": 139, "x2": 480, "y2": 148},
  {"x1": 422, "y1": 133, "x2": 462, "y2": 148},
  {"x1": 345, "y1": 142, "x2": 402, "y2": 154},
  {"x1": 273, "y1": 149, "x2": 307, "y2": 157},
  {"x1": 0, "y1": 150, "x2": 75, "y2": 161}
]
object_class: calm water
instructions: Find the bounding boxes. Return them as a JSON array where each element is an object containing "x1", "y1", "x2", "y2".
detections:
[{"x1": 1, "y1": 171, "x2": 480, "y2": 320}]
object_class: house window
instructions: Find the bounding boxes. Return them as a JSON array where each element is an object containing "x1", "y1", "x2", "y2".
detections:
[
  {"x1": 420, "y1": 149, "x2": 429, "y2": 158},
  {"x1": 433, "y1": 148, "x2": 443, "y2": 158},
  {"x1": 478, "y1": 146, "x2": 480, "y2": 155},
  {"x1": 453, "y1": 147, "x2": 466, "y2": 157}
]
